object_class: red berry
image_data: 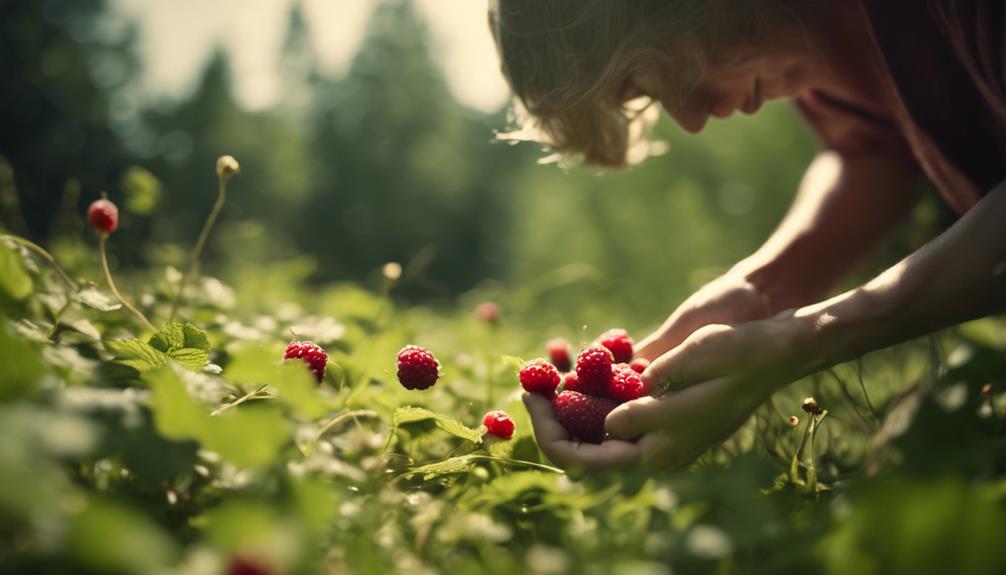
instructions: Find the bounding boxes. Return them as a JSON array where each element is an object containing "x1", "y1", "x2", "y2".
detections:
[
  {"x1": 597, "y1": 329, "x2": 633, "y2": 364},
  {"x1": 87, "y1": 198, "x2": 119, "y2": 234},
  {"x1": 629, "y1": 357, "x2": 650, "y2": 374},
  {"x1": 482, "y1": 410, "x2": 515, "y2": 439},
  {"x1": 546, "y1": 338, "x2": 573, "y2": 372},
  {"x1": 574, "y1": 345, "x2": 614, "y2": 396},
  {"x1": 396, "y1": 345, "x2": 440, "y2": 390},
  {"x1": 553, "y1": 390, "x2": 618, "y2": 444},
  {"x1": 561, "y1": 371, "x2": 582, "y2": 393},
  {"x1": 519, "y1": 359, "x2": 561, "y2": 397},
  {"x1": 283, "y1": 340, "x2": 328, "y2": 383},
  {"x1": 610, "y1": 363, "x2": 645, "y2": 402},
  {"x1": 227, "y1": 556, "x2": 273, "y2": 575},
  {"x1": 473, "y1": 301, "x2": 500, "y2": 323}
]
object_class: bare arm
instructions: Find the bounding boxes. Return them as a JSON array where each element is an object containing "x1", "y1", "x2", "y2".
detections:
[
  {"x1": 737, "y1": 150, "x2": 923, "y2": 313},
  {"x1": 800, "y1": 179, "x2": 1006, "y2": 368},
  {"x1": 637, "y1": 150, "x2": 922, "y2": 359}
]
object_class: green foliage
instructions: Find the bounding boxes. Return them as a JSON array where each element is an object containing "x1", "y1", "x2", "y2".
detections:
[{"x1": 106, "y1": 322, "x2": 210, "y2": 371}]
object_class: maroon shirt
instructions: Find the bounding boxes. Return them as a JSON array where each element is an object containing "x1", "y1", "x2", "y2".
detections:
[{"x1": 797, "y1": 0, "x2": 1006, "y2": 215}]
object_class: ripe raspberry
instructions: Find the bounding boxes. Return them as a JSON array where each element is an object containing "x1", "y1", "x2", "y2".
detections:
[
  {"x1": 518, "y1": 359, "x2": 561, "y2": 397},
  {"x1": 473, "y1": 301, "x2": 500, "y2": 324},
  {"x1": 546, "y1": 338, "x2": 572, "y2": 372},
  {"x1": 227, "y1": 556, "x2": 273, "y2": 575},
  {"x1": 629, "y1": 357, "x2": 650, "y2": 374},
  {"x1": 396, "y1": 345, "x2": 440, "y2": 390},
  {"x1": 283, "y1": 340, "x2": 328, "y2": 383},
  {"x1": 597, "y1": 328, "x2": 633, "y2": 364},
  {"x1": 560, "y1": 371, "x2": 582, "y2": 393},
  {"x1": 87, "y1": 198, "x2": 119, "y2": 234},
  {"x1": 482, "y1": 410, "x2": 515, "y2": 439},
  {"x1": 574, "y1": 345, "x2": 614, "y2": 396},
  {"x1": 553, "y1": 390, "x2": 618, "y2": 444},
  {"x1": 609, "y1": 364, "x2": 645, "y2": 402}
]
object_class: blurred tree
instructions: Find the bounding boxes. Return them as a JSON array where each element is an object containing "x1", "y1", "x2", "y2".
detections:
[
  {"x1": 300, "y1": 0, "x2": 523, "y2": 297},
  {"x1": 0, "y1": 0, "x2": 137, "y2": 238}
]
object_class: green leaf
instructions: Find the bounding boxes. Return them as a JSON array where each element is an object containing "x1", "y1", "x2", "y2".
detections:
[
  {"x1": 501, "y1": 355, "x2": 525, "y2": 372},
  {"x1": 110, "y1": 322, "x2": 210, "y2": 372},
  {"x1": 121, "y1": 166, "x2": 162, "y2": 215},
  {"x1": 146, "y1": 366, "x2": 291, "y2": 468},
  {"x1": 0, "y1": 243, "x2": 32, "y2": 301},
  {"x1": 227, "y1": 344, "x2": 328, "y2": 419},
  {"x1": 147, "y1": 366, "x2": 208, "y2": 441},
  {"x1": 390, "y1": 406, "x2": 484, "y2": 445},
  {"x1": 106, "y1": 338, "x2": 169, "y2": 372},
  {"x1": 73, "y1": 285, "x2": 122, "y2": 312},
  {"x1": 0, "y1": 318, "x2": 44, "y2": 401},
  {"x1": 68, "y1": 500, "x2": 178, "y2": 575}
]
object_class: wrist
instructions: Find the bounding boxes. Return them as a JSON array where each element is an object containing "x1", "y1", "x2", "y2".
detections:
[{"x1": 732, "y1": 235, "x2": 835, "y2": 314}]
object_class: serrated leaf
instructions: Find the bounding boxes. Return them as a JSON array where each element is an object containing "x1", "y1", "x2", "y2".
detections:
[
  {"x1": 143, "y1": 322, "x2": 210, "y2": 371},
  {"x1": 0, "y1": 243, "x2": 32, "y2": 301},
  {"x1": 390, "y1": 406, "x2": 484, "y2": 445},
  {"x1": 73, "y1": 285, "x2": 122, "y2": 312},
  {"x1": 106, "y1": 338, "x2": 169, "y2": 372}
]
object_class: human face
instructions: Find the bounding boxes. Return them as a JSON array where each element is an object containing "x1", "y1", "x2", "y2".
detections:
[{"x1": 623, "y1": 47, "x2": 814, "y2": 134}]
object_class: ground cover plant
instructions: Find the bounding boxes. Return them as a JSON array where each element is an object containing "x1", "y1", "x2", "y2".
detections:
[{"x1": 1, "y1": 156, "x2": 1006, "y2": 575}]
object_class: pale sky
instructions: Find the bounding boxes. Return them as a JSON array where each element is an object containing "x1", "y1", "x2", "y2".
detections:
[{"x1": 112, "y1": 0, "x2": 510, "y2": 113}]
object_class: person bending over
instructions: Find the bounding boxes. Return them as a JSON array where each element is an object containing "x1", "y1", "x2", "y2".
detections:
[{"x1": 487, "y1": 0, "x2": 1006, "y2": 470}]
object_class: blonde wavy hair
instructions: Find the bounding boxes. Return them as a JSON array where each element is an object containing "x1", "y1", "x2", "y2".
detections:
[{"x1": 488, "y1": 0, "x2": 814, "y2": 167}]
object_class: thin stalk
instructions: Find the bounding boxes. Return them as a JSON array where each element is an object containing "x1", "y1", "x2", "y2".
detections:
[
  {"x1": 99, "y1": 233, "x2": 156, "y2": 332},
  {"x1": 314, "y1": 409, "x2": 380, "y2": 442},
  {"x1": 211, "y1": 384, "x2": 270, "y2": 416},
  {"x1": 1, "y1": 234, "x2": 77, "y2": 292},
  {"x1": 169, "y1": 176, "x2": 228, "y2": 320}
]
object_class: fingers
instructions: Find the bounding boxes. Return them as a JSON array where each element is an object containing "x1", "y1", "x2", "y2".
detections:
[
  {"x1": 544, "y1": 438, "x2": 642, "y2": 472},
  {"x1": 641, "y1": 324, "x2": 735, "y2": 388},
  {"x1": 606, "y1": 378, "x2": 734, "y2": 439},
  {"x1": 634, "y1": 315, "x2": 691, "y2": 362},
  {"x1": 522, "y1": 392, "x2": 569, "y2": 443},
  {"x1": 522, "y1": 393, "x2": 641, "y2": 472}
]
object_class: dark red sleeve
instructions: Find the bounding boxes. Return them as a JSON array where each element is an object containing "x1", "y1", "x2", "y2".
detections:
[{"x1": 794, "y1": 89, "x2": 920, "y2": 171}]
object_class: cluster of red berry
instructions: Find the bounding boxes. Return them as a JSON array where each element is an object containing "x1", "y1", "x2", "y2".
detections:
[{"x1": 521, "y1": 329, "x2": 649, "y2": 443}]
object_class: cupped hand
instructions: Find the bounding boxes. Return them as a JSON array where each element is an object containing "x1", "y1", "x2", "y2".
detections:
[
  {"x1": 523, "y1": 313, "x2": 820, "y2": 472},
  {"x1": 608, "y1": 314, "x2": 822, "y2": 469}
]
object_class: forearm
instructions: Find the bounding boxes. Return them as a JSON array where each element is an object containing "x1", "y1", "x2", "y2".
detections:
[
  {"x1": 734, "y1": 151, "x2": 921, "y2": 313},
  {"x1": 798, "y1": 181, "x2": 1006, "y2": 368}
]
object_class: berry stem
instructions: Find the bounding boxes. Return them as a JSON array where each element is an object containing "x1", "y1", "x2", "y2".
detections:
[
  {"x1": 169, "y1": 173, "x2": 228, "y2": 321},
  {"x1": 211, "y1": 384, "x2": 270, "y2": 416},
  {"x1": 99, "y1": 233, "x2": 156, "y2": 332},
  {"x1": 1, "y1": 234, "x2": 78, "y2": 292}
]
